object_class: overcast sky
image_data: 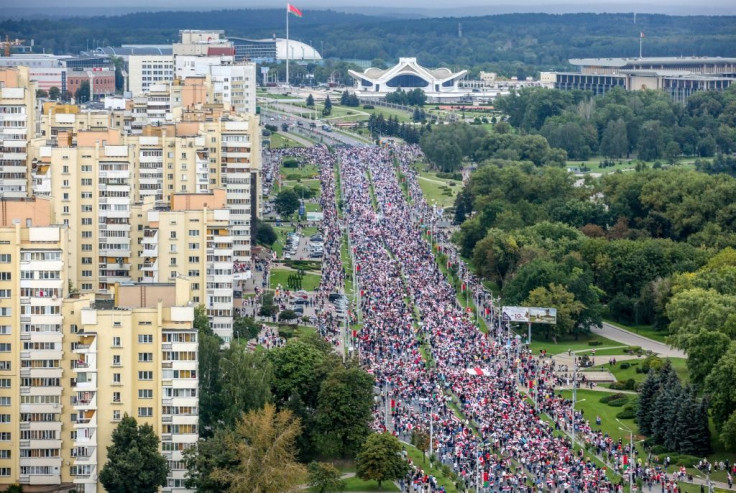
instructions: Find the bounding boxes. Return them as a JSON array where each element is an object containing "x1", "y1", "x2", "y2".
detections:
[{"x1": 7, "y1": 0, "x2": 736, "y2": 15}]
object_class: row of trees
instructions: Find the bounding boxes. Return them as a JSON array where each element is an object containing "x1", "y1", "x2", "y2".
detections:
[
  {"x1": 495, "y1": 86, "x2": 736, "y2": 161},
  {"x1": 367, "y1": 113, "x2": 425, "y2": 144},
  {"x1": 637, "y1": 361, "x2": 711, "y2": 456},
  {"x1": 385, "y1": 88, "x2": 427, "y2": 107}
]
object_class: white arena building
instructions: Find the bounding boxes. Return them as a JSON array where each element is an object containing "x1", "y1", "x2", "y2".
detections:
[{"x1": 349, "y1": 57, "x2": 467, "y2": 95}]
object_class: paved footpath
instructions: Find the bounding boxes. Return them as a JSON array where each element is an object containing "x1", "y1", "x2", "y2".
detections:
[{"x1": 593, "y1": 321, "x2": 685, "y2": 358}]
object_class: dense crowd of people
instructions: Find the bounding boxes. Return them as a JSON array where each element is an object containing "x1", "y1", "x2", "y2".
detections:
[{"x1": 266, "y1": 143, "x2": 704, "y2": 492}]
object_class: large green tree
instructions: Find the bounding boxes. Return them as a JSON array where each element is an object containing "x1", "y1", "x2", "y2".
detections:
[
  {"x1": 525, "y1": 283, "x2": 584, "y2": 342},
  {"x1": 217, "y1": 346, "x2": 273, "y2": 427},
  {"x1": 99, "y1": 415, "x2": 169, "y2": 493},
  {"x1": 355, "y1": 433, "x2": 409, "y2": 490},
  {"x1": 307, "y1": 462, "x2": 345, "y2": 493},
  {"x1": 275, "y1": 189, "x2": 301, "y2": 218},
  {"x1": 211, "y1": 404, "x2": 307, "y2": 493},
  {"x1": 313, "y1": 365, "x2": 374, "y2": 458}
]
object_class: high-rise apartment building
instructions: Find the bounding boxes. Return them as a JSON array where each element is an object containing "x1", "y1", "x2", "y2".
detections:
[
  {"x1": 127, "y1": 55, "x2": 175, "y2": 97},
  {"x1": 137, "y1": 190, "x2": 234, "y2": 342},
  {"x1": 0, "y1": 199, "x2": 74, "y2": 489},
  {"x1": 61, "y1": 278, "x2": 197, "y2": 493},
  {"x1": 0, "y1": 67, "x2": 36, "y2": 199}
]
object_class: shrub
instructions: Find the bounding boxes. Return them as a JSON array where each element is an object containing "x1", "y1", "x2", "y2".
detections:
[
  {"x1": 607, "y1": 397, "x2": 630, "y2": 407},
  {"x1": 362, "y1": 104, "x2": 374, "y2": 110},
  {"x1": 620, "y1": 362, "x2": 630, "y2": 369},
  {"x1": 278, "y1": 325, "x2": 295, "y2": 339},
  {"x1": 588, "y1": 341, "x2": 603, "y2": 346},
  {"x1": 283, "y1": 158, "x2": 300, "y2": 168},
  {"x1": 609, "y1": 381, "x2": 629, "y2": 390},
  {"x1": 641, "y1": 355, "x2": 663, "y2": 373},
  {"x1": 436, "y1": 171, "x2": 463, "y2": 181},
  {"x1": 600, "y1": 393, "x2": 629, "y2": 404},
  {"x1": 616, "y1": 406, "x2": 636, "y2": 419}
]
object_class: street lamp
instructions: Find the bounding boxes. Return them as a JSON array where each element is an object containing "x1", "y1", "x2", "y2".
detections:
[{"x1": 617, "y1": 419, "x2": 634, "y2": 493}]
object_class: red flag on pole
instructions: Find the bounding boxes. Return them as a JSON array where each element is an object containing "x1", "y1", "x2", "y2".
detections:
[{"x1": 287, "y1": 3, "x2": 303, "y2": 17}]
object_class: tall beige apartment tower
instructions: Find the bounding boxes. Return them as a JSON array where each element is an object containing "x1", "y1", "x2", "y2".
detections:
[
  {"x1": 0, "y1": 67, "x2": 36, "y2": 198},
  {"x1": 0, "y1": 199, "x2": 74, "y2": 489},
  {"x1": 60, "y1": 278, "x2": 198, "y2": 493}
]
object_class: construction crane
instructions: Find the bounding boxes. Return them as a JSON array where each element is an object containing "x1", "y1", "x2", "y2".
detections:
[{"x1": 1, "y1": 36, "x2": 26, "y2": 57}]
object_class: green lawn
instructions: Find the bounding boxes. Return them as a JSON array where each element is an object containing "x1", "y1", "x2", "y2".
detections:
[
  {"x1": 591, "y1": 357, "x2": 689, "y2": 386},
  {"x1": 281, "y1": 163, "x2": 319, "y2": 180},
  {"x1": 305, "y1": 202, "x2": 322, "y2": 213},
  {"x1": 269, "y1": 268, "x2": 322, "y2": 291},
  {"x1": 559, "y1": 389, "x2": 638, "y2": 441},
  {"x1": 269, "y1": 132, "x2": 304, "y2": 149},
  {"x1": 416, "y1": 176, "x2": 460, "y2": 209},
  {"x1": 342, "y1": 476, "x2": 400, "y2": 492},
  {"x1": 518, "y1": 331, "x2": 623, "y2": 356}
]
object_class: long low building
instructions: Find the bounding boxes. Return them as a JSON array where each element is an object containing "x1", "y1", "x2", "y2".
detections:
[{"x1": 546, "y1": 56, "x2": 736, "y2": 101}]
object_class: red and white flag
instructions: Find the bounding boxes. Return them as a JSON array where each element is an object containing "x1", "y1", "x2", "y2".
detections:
[{"x1": 287, "y1": 3, "x2": 303, "y2": 17}]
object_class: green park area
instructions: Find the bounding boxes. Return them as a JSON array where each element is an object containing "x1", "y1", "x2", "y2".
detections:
[
  {"x1": 269, "y1": 132, "x2": 305, "y2": 149},
  {"x1": 269, "y1": 268, "x2": 322, "y2": 292}
]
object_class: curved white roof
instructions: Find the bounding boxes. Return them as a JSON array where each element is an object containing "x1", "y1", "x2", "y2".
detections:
[{"x1": 271, "y1": 38, "x2": 322, "y2": 61}]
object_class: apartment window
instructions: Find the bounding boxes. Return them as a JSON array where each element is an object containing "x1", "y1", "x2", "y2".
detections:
[
  {"x1": 81, "y1": 205, "x2": 93, "y2": 212},
  {"x1": 0, "y1": 273, "x2": 11, "y2": 281},
  {"x1": 138, "y1": 335, "x2": 153, "y2": 344},
  {"x1": 112, "y1": 337, "x2": 121, "y2": 347},
  {"x1": 138, "y1": 353, "x2": 153, "y2": 362},
  {"x1": 112, "y1": 392, "x2": 121, "y2": 403},
  {"x1": 0, "y1": 450, "x2": 10, "y2": 459},
  {"x1": 0, "y1": 327, "x2": 9, "y2": 335},
  {"x1": 188, "y1": 256, "x2": 199, "y2": 264},
  {"x1": 138, "y1": 371, "x2": 153, "y2": 381},
  {"x1": 81, "y1": 179, "x2": 92, "y2": 186},
  {"x1": 82, "y1": 258, "x2": 92, "y2": 264},
  {"x1": 188, "y1": 230, "x2": 199, "y2": 237},
  {"x1": 112, "y1": 355, "x2": 121, "y2": 366},
  {"x1": 63, "y1": 165, "x2": 69, "y2": 173},
  {"x1": 138, "y1": 407, "x2": 153, "y2": 417},
  {"x1": 0, "y1": 309, "x2": 9, "y2": 318},
  {"x1": 82, "y1": 270, "x2": 92, "y2": 277},
  {"x1": 63, "y1": 206, "x2": 70, "y2": 214},
  {"x1": 0, "y1": 345, "x2": 10, "y2": 353},
  {"x1": 191, "y1": 283, "x2": 199, "y2": 290},
  {"x1": 0, "y1": 415, "x2": 11, "y2": 423},
  {"x1": 81, "y1": 165, "x2": 92, "y2": 172},
  {"x1": 0, "y1": 468, "x2": 9, "y2": 476},
  {"x1": 82, "y1": 283, "x2": 92, "y2": 290},
  {"x1": 0, "y1": 379, "x2": 10, "y2": 388},
  {"x1": 0, "y1": 255, "x2": 9, "y2": 263},
  {"x1": 81, "y1": 192, "x2": 92, "y2": 199},
  {"x1": 169, "y1": 258, "x2": 177, "y2": 266},
  {"x1": 81, "y1": 218, "x2": 92, "y2": 225},
  {"x1": 138, "y1": 389, "x2": 153, "y2": 399},
  {"x1": 188, "y1": 243, "x2": 199, "y2": 250},
  {"x1": 113, "y1": 373, "x2": 121, "y2": 384},
  {"x1": 0, "y1": 362, "x2": 10, "y2": 370},
  {"x1": 0, "y1": 433, "x2": 10, "y2": 441},
  {"x1": 82, "y1": 231, "x2": 92, "y2": 238},
  {"x1": 0, "y1": 397, "x2": 9, "y2": 406},
  {"x1": 188, "y1": 270, "x2": 199, "y2": 277},
  {"x1": 0, "y1": 290, "x2": 9, "y2": 299},
  {"x1": 170, "y1": 232, "x2": 177, "y2": 239},
  {"x1": 113, "y1": 410, "x2": 121, "y2": 421}
]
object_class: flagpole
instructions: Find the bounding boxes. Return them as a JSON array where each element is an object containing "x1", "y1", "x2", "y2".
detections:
[
  {"x1": 639, "y1": 34, "x2": 643, "y2": 59},
  {"x1": 286, "y1": 4, "x2": 290, "y2": 86}
]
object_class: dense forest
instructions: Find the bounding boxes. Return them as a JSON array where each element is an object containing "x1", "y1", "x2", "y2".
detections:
[{"x1": 2, "y1": 10, "x2": 736, "y2": 77}]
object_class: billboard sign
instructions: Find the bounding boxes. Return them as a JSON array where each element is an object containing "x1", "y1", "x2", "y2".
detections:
[
  {"x1": 529, "y1": 307, "x2": 557, "y2": 325},
  {"x1": 502, "y1": 306, "x2": 529, "y2": 323}
]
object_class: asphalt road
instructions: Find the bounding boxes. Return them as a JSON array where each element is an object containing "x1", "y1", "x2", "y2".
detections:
[{"x1": 592, "y1": 321, "x2": 685, "y2": 358}]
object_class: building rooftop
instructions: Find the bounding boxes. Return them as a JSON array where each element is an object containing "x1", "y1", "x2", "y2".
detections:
[{"x1": 570, "y1": 56, "x2": 736, "y2": 68}]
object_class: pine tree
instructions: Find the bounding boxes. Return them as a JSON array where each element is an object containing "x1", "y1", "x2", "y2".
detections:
[
  {"x1": 322, "y1": 95, "x2": 332, "y2": 116},
  {"x1": 637, "y1": 369, "x2": 659, "y2": 435},
  {"x1": 306, "y1": 94, "x2": 315, "y2": 107}
]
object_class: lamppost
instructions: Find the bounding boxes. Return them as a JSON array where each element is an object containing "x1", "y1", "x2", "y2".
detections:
[{"x1": 617, "y1": 419, "x2": 634, "y2": 493}]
